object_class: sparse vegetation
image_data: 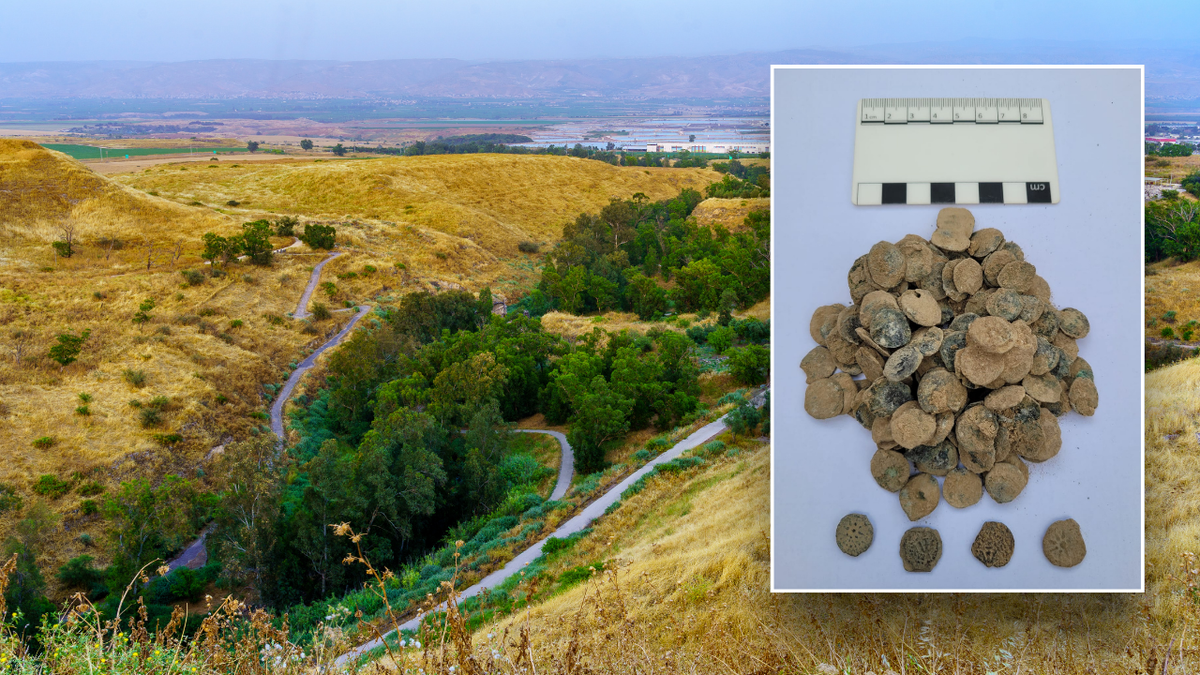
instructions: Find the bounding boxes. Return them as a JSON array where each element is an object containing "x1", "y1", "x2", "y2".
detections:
[
  {"x1": 31, "y1": 436, "x2": 54, "y2": 449},
  {"x1": 122, "y1": 369, "x2": 147, "y2": 387},
  {"x1": 32, "y1": 474, "x2": 71, "y2": 499}
]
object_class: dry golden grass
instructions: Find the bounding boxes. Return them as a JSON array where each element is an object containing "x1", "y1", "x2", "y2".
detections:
[
  {"x1": 1145, "y1": 259, "x2": 1200, "y2": 342},
  {"x1": 454, "y1": 438, "x2": 1173, "y2": 673},
  {"x1": 0, "y1": 139, "x2": 233, "y2": 245},
  {"x1": 113, "y1": 154, "x2": 720, "y2": 257},
  {"x1": 690, "y1": 197, "x2": 769, "y2": 229},
  {"x1": 1, "y1": 143, "x2": 726, "y2": 595}
]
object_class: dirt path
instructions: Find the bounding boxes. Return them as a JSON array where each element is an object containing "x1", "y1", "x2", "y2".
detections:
[
  {"x1": 333, "y1": 390, "x2": 766, "y2": 669},
  {"x1": 515, "y1": 429, "x2": 573, "y2": 501},
  {"x1": 270, "y1": 303, "x2": 371, "y2": 440},
  {"x1": 294, "y1": 251, "x2": 344, "y2": 319}
]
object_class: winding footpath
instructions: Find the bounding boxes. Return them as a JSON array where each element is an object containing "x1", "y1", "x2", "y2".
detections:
[
  {"x1": 269, "y1": 303, "x2": 371, "y2": 440},
  {"x1": 333, "y1": 396, "x2": 759, "y2": 668},
  {"x1": 516, "y1": 429, "x2": 573, "y2": 501},
  {"x1": 167, "y1": 250, "x2": 363, "y2": 570},
  {"x1": 293, "y1": 250, "x2": 345, "y2": 319}
]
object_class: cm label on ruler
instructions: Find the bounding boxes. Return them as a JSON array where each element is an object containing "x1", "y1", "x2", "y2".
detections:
[{"x1": 852, "y1": 98, "x2": 1059, "y2": 205}]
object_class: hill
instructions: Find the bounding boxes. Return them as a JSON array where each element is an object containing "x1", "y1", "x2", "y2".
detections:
[
  {"x1": 0, "y1": 139, "x2": 232, "y2": 245},
  {"x1": 0, "y1": 143, "x2": 728, "y2": 598},
  {"x1": 370, "y1": 417, "x2": 1177, "y2": 672},
  {"x1": 690, "y1": 196, "x2": 770, "y2": 229},
  {"x1": 113, "y1": 154, "x2": 719, "y2": 252}
]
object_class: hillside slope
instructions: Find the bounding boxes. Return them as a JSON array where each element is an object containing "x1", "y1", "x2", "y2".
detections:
[
  {"x1": 0, "y1": 139, "x2": 232, "y2": 245},
  {"x1": 0, "y1": 144, "x2": 725, "y2": 598},
  {"x1": 113, "y1": 154, "x2": 720, "y2": 255},
  {"x1": 399, "y1": 422, "x2": 1182, "y2": 672}
]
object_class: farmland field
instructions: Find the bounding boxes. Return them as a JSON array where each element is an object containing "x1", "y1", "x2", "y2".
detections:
[{"x1": 41, "y1": 143, "x2": 245, "y2": 160}]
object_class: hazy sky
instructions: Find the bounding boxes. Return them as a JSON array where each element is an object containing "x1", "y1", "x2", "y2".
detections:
[{"x1": 4, "y1": 0, "x2": 1197, "y2": 62}]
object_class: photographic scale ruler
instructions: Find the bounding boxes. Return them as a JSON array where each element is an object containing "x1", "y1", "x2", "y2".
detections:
[{"x1": 851, "y1": 98, "x2": 1059, "y2": 206}]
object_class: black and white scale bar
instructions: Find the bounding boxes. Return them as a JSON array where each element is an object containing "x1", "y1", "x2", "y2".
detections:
[
  {"x1": 857, "y1": 182, "x2": 1053, "y2": 205},
  {"x1": 851, "y1": 98, "x2": 1059, "y2": 205}
]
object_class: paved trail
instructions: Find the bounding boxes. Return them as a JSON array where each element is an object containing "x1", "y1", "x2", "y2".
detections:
[
  {"x1": 293, "y1": 250, "x2": 344, "y2": 319},
  {"x1": 334, "y1": 408, "x2": 743, "y2": 668},
  {"x1": 270, "y1": 304, "x2": 371, "y2": 440},
  {"x1": 516, "y1": 429, "x2": 573, "y2": 501},
  {"x1": 167, "y1": 249, "x2": 364, "y2": 570}
]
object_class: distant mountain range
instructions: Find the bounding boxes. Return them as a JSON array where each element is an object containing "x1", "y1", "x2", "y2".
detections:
[{"x1": 1, "y1": 42, "x2": 1198, "y2": 103}]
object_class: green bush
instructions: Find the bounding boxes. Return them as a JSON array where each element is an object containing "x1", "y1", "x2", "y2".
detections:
[
  {"x1": 0, "y1": 484, "x2": 23, "y2": 513},
  {"x1": 75, "y1": 405, "x2": 90, "y2": 416},
  {"x1": 299, "y1": 223, "x2": 337, "y2": 249},
  {"x1": 57, "y1": 555, "x2": 104, "y2": 589},
  {"x1": 180, "y1": 269, "x2": 205, "y2": 286},
  {"x1": 33, "y1": 475, "x2": 71, "y2": 499},
  {"x1": 122, "y1": 369, "x2": 147, "y2": 387},
  {"x1": 80, "y1": 500, "x2": 98, "y2": 515},
  {"x1": 311, "y1": 302, "x2": 332, "y2": 321},
  {"x1": 78, "y1": 392, "x2": 92, "y2": 403},
  {"x1": 31, "y1": 436, "x2": 54, "y2": 449},
  {"x1": 518, "y1": 241, "x2": 540, "y2": 253},
  {"x1": 1163, "y1": 327, "x2": 1176, "y2": 338},
  {"x1": 229, "y1": 319, "x2": 243, "y2": 329},
  {"x1": 726, "y1": 345, "x2": 770, "y2": 385},
  {"x1": 1164, "y1": 310, "x2": 1178, "y2": 323},
  {"x1": 1186, "y1": 330, "x2": 1196, "y2": 342},
  {"x1": 77, "y1": 481, "x2": 104, "y2": 497},
  {"x1": 139, "y1": 408, "x2": 162, "y2": 428}
]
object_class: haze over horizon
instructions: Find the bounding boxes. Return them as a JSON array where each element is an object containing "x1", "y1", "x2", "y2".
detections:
[{"x1": 4, "y1": 0, "x2": 1194, "y2": 63}]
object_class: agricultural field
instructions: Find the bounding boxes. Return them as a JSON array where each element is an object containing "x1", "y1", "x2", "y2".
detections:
[{"x1": 41, "y1": 144, "x2": 246, "y2": 160}]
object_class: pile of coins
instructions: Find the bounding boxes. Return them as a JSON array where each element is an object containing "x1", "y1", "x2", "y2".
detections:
[
  {"x1": 807, "y1": 208, "x2": 1097, "y2": 573},
  {"x1": 804, "y1": 208, "x2": 1098, "y2": 522}
]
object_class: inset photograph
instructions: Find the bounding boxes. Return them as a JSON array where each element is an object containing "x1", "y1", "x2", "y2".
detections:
[{"x1": 771, "y1": 66, "x2": 1143, "y2": 591}]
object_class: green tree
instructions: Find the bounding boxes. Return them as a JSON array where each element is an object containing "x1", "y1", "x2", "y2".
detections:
[
  {"x1": 201, "y1": 232, "x2": 230, "y2": 274},
  {"x1": 300, "y1": 139, "x2": 314, "y2": 151},
  {"x1": 718, "y1": 287, "x2": 740, "y2": 326},
  {"x1": 3, "y1": 501, "x2": 58, "y2": 639},
  {"x1": 567, "y1": 376, "x2": 631, "y2": 474},
  {"x1": 556, "y1": 266, "x2": 588, "y2": 314},
  {"x1": 132, "y1": 297, "x2": 155, "y2": 330},
  {"x1": 726, "y1": 345, "x2": 770, "y2": 385},
  {"x1": 294, "y1": 439, "x2": 354, "y2": 598},
  {"x1": 1160, "y1": 143, "x2": 1193, "y2": 157},
  {"x1": 331, "y1": 143, "x2": 346, "y2": 156},
  {"x1": 725, "y1": 400, "x2": 761, "y2": 440},
  {"x1": 624, "y1": 271, "x2": 666, "y2": 320},
  {"x1": 103, "y1": 476, "x2": 199, "y2": 582},
  {"x1": 246, "y1": 141, "x2": 260, "y2": 153},
  {"x1": 708, "y1": 325, "x2": 735, "y2": 354},
  {"x1": 299, "y1": 223, "x2": 337, "y2": 249},
  {"x1": 47, "y1": 329, "x2": 91, "y2": 370},
  {"x1": 477, "y1": 286, "x2": 494, "y2": 327},
  {"x1": 210, "y1": 437, "x2": 289, "y2": 598},
  {"x1": 240, "y1": 220, "x2": 274, "y2": 265}
]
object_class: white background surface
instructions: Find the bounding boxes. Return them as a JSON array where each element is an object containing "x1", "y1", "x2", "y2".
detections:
[{"x1": 770, "y1": 67, "x2": 1143, "y2": 591}]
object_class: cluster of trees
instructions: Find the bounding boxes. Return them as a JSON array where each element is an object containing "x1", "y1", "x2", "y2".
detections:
[
  {"x1": 201, "y1": 220, "x2": 274, "y2": 270},
  {"x1": 713, "y1": 157, "x2": 769, "y2": 185},
  {"x1": 184, "y1": 287, "x2": 707, "y2": 609},
  {"x1": 1146, "y1": 199, "x2": 1200, "y2": 262},
  {"x1": 533, "y1": 190, "x2": 769, "y2": 319},
  {"x1": 1147, "y1": 142, "x2": 1193, "y2": 157},
  {"x1": 339, "y1": 138, "x2": 717, "y2": 170},
  {"x1": 199, "y1": 218, "x2": 335, "y2": 272}
]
